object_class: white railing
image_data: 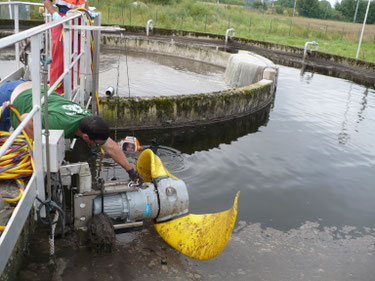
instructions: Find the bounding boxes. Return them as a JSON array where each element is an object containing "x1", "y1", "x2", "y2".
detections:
[
  {"x1": 0, "y1": 1, "x2": 46, "y2": 69},
  {"x1": 0, "y1": 3, "x2": 105, "y2": 274}
]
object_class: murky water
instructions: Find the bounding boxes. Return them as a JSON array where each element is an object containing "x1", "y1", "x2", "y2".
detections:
[
  {"x1": 0, "y1": 47, "x2": 228, "y2": 97},
  {"x1": 99, "y1": 48, "x2": 229, "y2": 97},
  {"x1": 101, "y1": 64, "x2": 375, "y2": 233}
]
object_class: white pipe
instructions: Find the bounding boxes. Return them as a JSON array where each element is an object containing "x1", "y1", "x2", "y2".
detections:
[
  {"x1": 8, "y1": 0, "x2": 12, "y2": 20},
  {"x1": 14, "y1": 4, "x2": 20, "y2": 69},
  {"x1": 303, "y1": 41, "x2": 319, "y2": 61},
  {"x1": 225, "y1": 28, "x2": 235, "y2": 44},
  {"x1": 356, "y1": 0, "x2": 371, "y2": 59},
  {"x1": 146, "y1": 19, "x2": 153, "y2": 37},
  {"x1": 353, "y1": 0, "x2": 360, "y2": 23}
]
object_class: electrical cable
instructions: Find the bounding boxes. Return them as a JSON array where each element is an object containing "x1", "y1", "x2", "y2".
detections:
[{"x1": 0, "y1": 103, "x2": 34, "y2": 232}]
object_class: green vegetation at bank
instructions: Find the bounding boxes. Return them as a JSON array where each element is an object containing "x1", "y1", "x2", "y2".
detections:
[{"x1": 21, "y1": 0, "x2": 375, "y2": 62}]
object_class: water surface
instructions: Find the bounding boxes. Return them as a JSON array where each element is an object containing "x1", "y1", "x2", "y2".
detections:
[
  {"x1": 99, "y1": 48, "x2": 229, "y2": 97},
  {"x1": 103, "y1": 65, "x2": 375, "y2": 232}
]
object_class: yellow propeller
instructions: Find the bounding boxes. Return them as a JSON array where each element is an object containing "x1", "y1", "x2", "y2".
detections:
[
  {"x1": 136, "y1": 149, "x2": 240, "y2": 260},
  {"x1": 136, "y1": 148, "x2": 177, "y2": 181},
  {"x1": 154, "y1": 191, "x2": 240, "y2": 260}
]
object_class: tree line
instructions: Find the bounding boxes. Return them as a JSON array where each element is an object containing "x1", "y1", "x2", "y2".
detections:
[{"x1": 273, "y1": 0, "x2": 375, "y2": 23}]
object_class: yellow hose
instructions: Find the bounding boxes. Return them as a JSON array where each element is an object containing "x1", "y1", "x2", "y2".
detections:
[{"x1": 0, "y1": 104, "x2": 34, "y2": 232}]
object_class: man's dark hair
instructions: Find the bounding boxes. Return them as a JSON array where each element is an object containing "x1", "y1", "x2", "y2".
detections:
[{"x1": 79, "y1": 116, "x2": 110, "y2": 141}]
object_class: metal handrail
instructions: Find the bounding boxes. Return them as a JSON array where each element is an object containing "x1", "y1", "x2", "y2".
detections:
[
  {"x1": 0, "y1": 105, "x2": 40, "y2": 159},
  {"x1": 44, "y1": 50, "x2": 84, "y2": 101},
  {"x1": 0, "y1": 1, "x2": 44, "y2": 6},
  {"x1": 0, "y1": 13, "x2": 81, "y2": 49},
  {"x1": 0, "y1": 4, "x2": 97, "y2": 275}
]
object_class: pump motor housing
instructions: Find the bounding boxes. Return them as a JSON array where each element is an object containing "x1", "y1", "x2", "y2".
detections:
[
  {"x1": 93, "y1": 177, "x2": 188, "y2": 223},
  {"x1": 60, "y1": 162, "x2": 189, "y2": 229}
]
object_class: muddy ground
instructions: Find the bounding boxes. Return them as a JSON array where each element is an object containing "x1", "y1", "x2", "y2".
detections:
[{"x1": 16, "y1": 220, "x2": 375, "y2": 281}]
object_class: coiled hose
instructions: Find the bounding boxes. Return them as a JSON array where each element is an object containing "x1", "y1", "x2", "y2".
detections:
[{"x1": 0, "y1": 102, "x2": 34, "y2": 232}]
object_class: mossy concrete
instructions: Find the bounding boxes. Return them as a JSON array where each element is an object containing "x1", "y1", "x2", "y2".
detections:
[
  {"x1": 100, "y1": 35, "x2": 276, "y2": 130},
  {"x1": 100, "y1": 80, "x2": 273, "y2": 130}
]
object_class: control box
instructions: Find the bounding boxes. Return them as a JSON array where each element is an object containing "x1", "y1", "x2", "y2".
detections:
[{"x1": 42, "y1": 130, "x2": 65, "y2": 172}]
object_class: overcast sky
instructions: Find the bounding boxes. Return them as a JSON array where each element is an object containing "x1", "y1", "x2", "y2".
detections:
[{"x1": 327, "y1": 0, "x2": 340, "y2": 7}]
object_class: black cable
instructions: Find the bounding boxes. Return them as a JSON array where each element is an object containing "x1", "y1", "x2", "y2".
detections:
[{"x1": 35, "y1": 196, "x2": 65, "y2": 239}]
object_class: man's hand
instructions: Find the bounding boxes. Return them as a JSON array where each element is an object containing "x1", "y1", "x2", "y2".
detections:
[
  {"x1": 126, "y1": 168, "x2": 144, "y2": 185},
  {"x1": 52, "y1": 11, "x2": 62, "y2": 21}
]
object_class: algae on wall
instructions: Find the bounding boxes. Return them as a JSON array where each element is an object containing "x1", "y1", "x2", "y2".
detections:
[{"x1": 99, "y1": 80, "x2": 273, "y2": 130}]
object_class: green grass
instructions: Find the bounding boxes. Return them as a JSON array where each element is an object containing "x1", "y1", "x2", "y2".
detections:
[
  {"x1": 95, "y1": 0, "x2": 375, "y2": 62},
  {"x1": 7, "y1": 0, "x2": 375, "y2": 63}
]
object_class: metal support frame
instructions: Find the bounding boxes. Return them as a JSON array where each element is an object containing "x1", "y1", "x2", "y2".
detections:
[
  {"x1": 356, "y1": 0, "x2": 371, "y2": 59},
  {"x1": 91, "y1": 13, "x2": 102, "y2": 115},
  {"x1": 14, "y1": 4, "x2": 20, "y2": 69},
  {"x1": 30, "y1": 34, "x2": 46, "y2": 211},
  {"x1": 73, "y1": 18, "x2": 79, "y2": 91},
  {"x1": 63, "y1": 20, "x2": 72, "y2": 100},
  {"x1": 0, "y1": 33, "x2": 45, "y2": 276},
  {"x1": 0, "y1": 175, "x2": 38, "y2": 274},
  {"x1": 0, "y1": 4, "x2": 108, "y2": 276},
  {"x1": 79, "y1": 21, "x2": 87, "y2": 107}
]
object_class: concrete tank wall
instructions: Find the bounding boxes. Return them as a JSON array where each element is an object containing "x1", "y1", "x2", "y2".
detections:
[
  {"x1": 102, "y1": 34, "x2": 230, "y2": 68},
  {"x1": 100, "y1": 35, "x2": 277, "y2": 129},
  {"x1": 100, "y1": 80, "x2": 274, "y2": 130}
]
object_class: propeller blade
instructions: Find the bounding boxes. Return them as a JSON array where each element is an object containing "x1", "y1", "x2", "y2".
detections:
[
  {"x1": 154, "y1": 191, "x2": 240, "y2": 260},
  {"x1": 136, "y1": 149, "x2": 240, "y2": 260},
  {"x1": 136, "y1": 148, "x2": 177, "y2": 182}
]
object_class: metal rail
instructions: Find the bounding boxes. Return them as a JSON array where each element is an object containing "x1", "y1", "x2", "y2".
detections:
[
  {"x1": 0, "y1": 3, "x2": 102, "y2": 275},
  {"x1": 0, "y1": 105, "x2": 40, "y2": 158},
  {"x1": 0, "y1": 174, "x2": 38, "y2": 275},
  {"x1": 0, "y1": 13, "x2": 81, "y2": 49},
  {"x1": 0, "y1": 1, "x2": 44, "y2": 6}
]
